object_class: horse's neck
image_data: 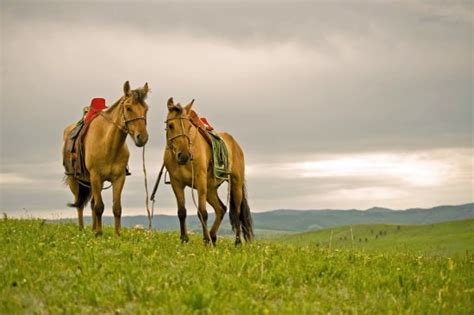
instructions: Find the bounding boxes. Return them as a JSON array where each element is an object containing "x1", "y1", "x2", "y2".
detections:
[
  {"x1": 193, "y1": 126, "x2": 212, "y2": 162},
  {"x1": 101, "y1": 105, "x2": 127, "y2": 154}
]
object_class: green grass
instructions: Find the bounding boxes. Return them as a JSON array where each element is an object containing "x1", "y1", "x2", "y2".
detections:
[
  {"x1": 1, "y1": 219, "x2": 473, "y2": 314},
  {"x1": 282, "y1": 219, "x2": 474, "y2": 256}
]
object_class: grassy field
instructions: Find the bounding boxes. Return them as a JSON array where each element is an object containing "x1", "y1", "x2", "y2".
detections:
[
  {"x1": 1, "y1": 219, "x2": 473, "y2": 314},
  {"x1": 282, "y1": 218, "x2": 474, "y2": 256}
]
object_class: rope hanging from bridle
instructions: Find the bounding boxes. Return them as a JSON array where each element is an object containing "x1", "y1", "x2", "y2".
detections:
[
  {"x1": 142, "y1": 146, "x2": 152, "y2": 230},
  {"x1": 150, "y1": 163, "x2": 166, "y2": 224}
]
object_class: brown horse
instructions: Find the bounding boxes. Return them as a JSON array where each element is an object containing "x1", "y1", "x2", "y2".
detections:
[
  {"x1": 63, "y1": 81, "x2": 149, "y2": 236},
  {"x1": 164, "y1": 97, "x2": 253, "y2": 245}
]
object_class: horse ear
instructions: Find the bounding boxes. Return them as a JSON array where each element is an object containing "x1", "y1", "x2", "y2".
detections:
[
  {"x1": 123, "y1": 81, "x2": 131, "y2": 96},
  {"x1": 143, "y1": 82, "x2": 149, "y2": 95},
  {"x1": 167, "y1": 97, "x2": 175, "y2": 110},
  {"x1": 184, "y1": 99, "x2": 194, "y2": 113}
]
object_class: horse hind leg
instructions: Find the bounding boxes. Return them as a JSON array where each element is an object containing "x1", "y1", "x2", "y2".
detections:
[
  {"x1": 90, "y1": 197, "x2": 97, "y2": 231},
  {"x1": 66, "y1": 176, "x2": 90, "y2": 230},
  {"x1": 90, "y1": 174, "x2": 105, "y2": 236},
  {"x1": 207, "y1": 188, "x2": 227, "y2": 246}
]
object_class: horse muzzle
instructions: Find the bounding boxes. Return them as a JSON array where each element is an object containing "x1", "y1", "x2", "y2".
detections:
[
  {"x1": 176, "y1": 152, "x2": 191, "y2": 165},
  {"x1": 134, "y1": 132, "x2": 149, "y2": 147}
]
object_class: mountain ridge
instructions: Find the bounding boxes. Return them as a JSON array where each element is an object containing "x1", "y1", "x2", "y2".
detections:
[{"x1": 50, "y1": 203, "x2": 474, "y2": 236}]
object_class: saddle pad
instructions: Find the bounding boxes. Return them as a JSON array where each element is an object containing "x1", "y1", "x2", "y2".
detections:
[{"x1": 209, "y1": 132, "x2": 229, "y2": 180}]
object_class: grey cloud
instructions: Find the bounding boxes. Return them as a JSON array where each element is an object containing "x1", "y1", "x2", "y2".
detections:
[
  {"x1": 4, "y1": 1, "x2": 471, "y2": 48},
  {"x1": 1, "y1": 1, "x2": 472, "y2": 215}
]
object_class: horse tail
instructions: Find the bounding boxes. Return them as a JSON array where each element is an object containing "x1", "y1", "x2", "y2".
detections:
[
  {"x1": 230, "y1": 181, "x2": 254, "y2": 242},
  {"x1": 66, "y1": 176, "x2": 91, "y2": 209},
  {"x1": 240, "y1": 183, "x2": 254, "y2": 241}
]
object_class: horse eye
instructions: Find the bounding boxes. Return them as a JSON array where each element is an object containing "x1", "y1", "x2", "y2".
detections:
[
  {"x1": 126, "y1": 107, "x2": 132, "y2": 112},
  {"x1": 168, "y1": 123, "x2": 174, "y2": 130}
]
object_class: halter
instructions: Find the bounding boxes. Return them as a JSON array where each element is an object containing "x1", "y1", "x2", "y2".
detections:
[
  {"x1": 99, "y1": 96, "x2": 147, "y2": 135},
  {"x1": 165, "y1": 115, "x2": 196, "y2": 162}
]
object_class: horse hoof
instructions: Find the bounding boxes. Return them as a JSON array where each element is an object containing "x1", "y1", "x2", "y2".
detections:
[
  {"x1": 234, "y1": 238, "x2": 242, "y2": 247},
  {"x1": 180, "y1": 235, "x2": 189, "y2": 243},
  {"x1": 95, "y1": 231, "x2": 103, "y2": 237},
  {"x1": 211, "y1": 235, "x2": 217, "y2": 245}
]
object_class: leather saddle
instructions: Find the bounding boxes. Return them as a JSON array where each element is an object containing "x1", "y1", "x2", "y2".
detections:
[
  {"x1": 189, "y1": 110, "x2": 229, "y2": 180},
  {"x1": 63, "y1": 122, "x2": 91, "y2": 184}
]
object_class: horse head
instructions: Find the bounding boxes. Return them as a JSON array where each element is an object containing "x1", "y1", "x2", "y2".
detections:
[
  {"x1": 121, "y1": 81, "x2": 149, "y2": 147},
  {"x1": 165, "y1": 97, "x2": 195, "y2": 165}
]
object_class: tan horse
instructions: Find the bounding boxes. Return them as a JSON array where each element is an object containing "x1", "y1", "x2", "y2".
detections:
[
  {"x1": 63, "y1": 81, "x2": 149, "y2": 236},
  {"x1": 164, "y1": 98, "x2": 253, "y2": 245}
]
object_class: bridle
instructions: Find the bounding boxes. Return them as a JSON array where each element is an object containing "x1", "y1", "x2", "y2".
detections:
[
  {"x1": 165, "y1": 114, "x2": 196, "y2": 161},
  {"x1": 99, "y1": 96, "x2": 147, "y2": 135}
]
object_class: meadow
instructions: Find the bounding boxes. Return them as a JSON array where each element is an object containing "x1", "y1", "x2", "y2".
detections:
[
  {"x1": 1, "y1": 218, "x2": 472, "y2": 314},
  {"x1": 283, "y1": 218, "x2": 474, "y2": 256}
]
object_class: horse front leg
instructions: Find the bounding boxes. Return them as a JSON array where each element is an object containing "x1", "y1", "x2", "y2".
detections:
[
  {"x1": 207, "y1": 188, "x2": 227, "y2": 246},
  {"x1": 112, "y1": 175, "x2": 126, "y2": 236},
  {"x1": 171, "y1": 180, "x2": 188, "y2": 243},
  {"x1": 195, "y1": 178, "x2": 211, "y2": 245},
  {"x1": 90, "y1": 173, "x2": 105, "y2": 236}
]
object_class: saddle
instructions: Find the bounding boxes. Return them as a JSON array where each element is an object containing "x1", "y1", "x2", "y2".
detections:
[
  {"x1": 189, "y1": 111, "x2": 229, "y2": 180},
  {"x1": 63, "y1": 123, "x2": 90, "y2": 183},
  {"x1": 63, "y1": 98, "x2": 107, "y2": 183}
]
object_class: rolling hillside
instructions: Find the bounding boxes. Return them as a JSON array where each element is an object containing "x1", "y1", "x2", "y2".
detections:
[
  {"x1": 51, "y1": 203, "x2": 474, "y2": 236},
  {"x1": 281, "y1": 218, "x2": 474, "y2": 256}
]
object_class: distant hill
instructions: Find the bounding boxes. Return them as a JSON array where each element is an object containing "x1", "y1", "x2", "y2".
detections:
[
  {"x1": 252, "y1": 203, "x2": 474, "y2": 233},
  {"x1": 281, "y1": 218, "x2": 474, "y2": 256},
  {"x1": 51, "y1": 203, "x2": 474, "y2": 236}
]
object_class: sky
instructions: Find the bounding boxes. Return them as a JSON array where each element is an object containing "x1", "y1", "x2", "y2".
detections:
[{"x1": 1, "y1": 0, "x2": 473, "y2": 219}]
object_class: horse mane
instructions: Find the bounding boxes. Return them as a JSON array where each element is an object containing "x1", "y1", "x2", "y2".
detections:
[
  {"x1": 105, "y1": 88, "x2": 148, "y2": 113},
  {"x1": 105, "y1": 97, "x2": 124, "y2": 113},
  {"x1": 131, "y1": 88, "x2": 148, "y2": 104}
]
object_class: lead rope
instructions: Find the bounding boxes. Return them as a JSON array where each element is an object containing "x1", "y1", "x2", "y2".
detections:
[
  {"x1": 150, "y1": 163, "x2": 166, "y2": 224},
  {"x1": 142, "y1": 146, "x2": 152, "y2": 230}
]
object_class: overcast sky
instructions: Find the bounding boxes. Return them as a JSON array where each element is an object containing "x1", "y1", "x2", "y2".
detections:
[{"x1": 1, "y1": 1, "x2": 472, "y2": 218}]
